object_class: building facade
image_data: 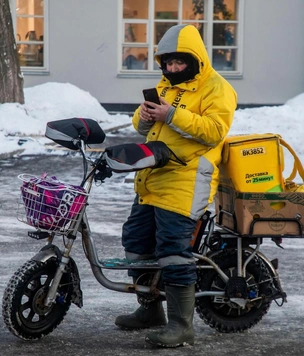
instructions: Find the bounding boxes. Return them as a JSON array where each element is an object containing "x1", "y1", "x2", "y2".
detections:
[{"x1": 10, "y1": 0, "x2": 304, "y2": 110}]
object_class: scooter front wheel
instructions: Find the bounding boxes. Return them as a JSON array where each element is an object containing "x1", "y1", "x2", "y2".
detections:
[{"x1": 2, "y1": 258, "x2": 73, "y2": 340}]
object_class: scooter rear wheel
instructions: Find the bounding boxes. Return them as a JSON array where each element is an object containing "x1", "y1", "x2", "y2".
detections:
[
  {"x1": 2, "y1": 258, "x2": 73, "y2": 340},
  {"x1": 195, "y1": 249, "x2": 272, "y2": 333}
]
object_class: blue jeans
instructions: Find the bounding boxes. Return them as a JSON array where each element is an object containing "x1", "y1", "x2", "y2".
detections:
[{"x1": 122, "y1": 196, "x2": 197, "y2": 285}]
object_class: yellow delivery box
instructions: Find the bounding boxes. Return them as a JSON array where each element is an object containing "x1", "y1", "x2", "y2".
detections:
[{"x1": 219, "y1": 134, "x2": 284, "y2": 192}]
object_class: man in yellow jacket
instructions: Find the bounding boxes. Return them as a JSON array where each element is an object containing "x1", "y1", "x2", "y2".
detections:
[{"x1": 115, "y1": 24, "x2": 237, "y2": 347}]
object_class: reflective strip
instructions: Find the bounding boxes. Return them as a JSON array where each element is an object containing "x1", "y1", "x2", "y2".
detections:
[
  {"x1": 158, "y1": 255, "x2": 195, "y2": 267},
  {"x1": 168, "y1": 122, "x2": 216, "y2": 147},
  {"x1": 45, "y1": 126, "x2": 74, "y2": 142},
  {"x1": 104, "y1": 152, "x2": 156, "y2": 172},
  {"x1": 190, "y1": 156, "x2": 214, "y2": 220},
  {"x1": 125, "y1": 251, "x2": 156, "y2": 261}
]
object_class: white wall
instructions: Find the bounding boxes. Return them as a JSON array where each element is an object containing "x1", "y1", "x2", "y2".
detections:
[
  {"x1": 23, "y1": 0, "x2": 304, "y2": 106},
  {"x1": 234, "y1": 0, "x2": 304, "y2": 104}
]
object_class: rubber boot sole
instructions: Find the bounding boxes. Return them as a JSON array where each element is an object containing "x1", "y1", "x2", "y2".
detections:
[{"x1": 115, "y1": 319, "x2": 167, "y2": 330}]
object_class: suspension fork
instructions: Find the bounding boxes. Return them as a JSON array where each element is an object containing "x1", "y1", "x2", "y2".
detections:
[
  {"x1": 44, "y1": 236, "x2": 75, "y2": 307},
  {"x1": 43, "y1": 164, "x2": 95, "y2": 307}
]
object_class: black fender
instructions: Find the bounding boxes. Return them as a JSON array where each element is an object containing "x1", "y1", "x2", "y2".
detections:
[
  {"x1": 31, "y1": 244, "x2": 83, "y2": 308},
  {"x1": 31, "y1": 244, "x2": 62, "y2": 263}
]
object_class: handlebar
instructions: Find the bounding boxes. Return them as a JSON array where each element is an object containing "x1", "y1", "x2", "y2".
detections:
[{"x1": 94, "y1": 160, "x2": 113, "y2": 183}]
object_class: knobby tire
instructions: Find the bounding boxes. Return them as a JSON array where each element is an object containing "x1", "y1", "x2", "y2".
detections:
[
  {"x1": 2, "y1": 259, "x2": 73, "y2": 340},
  {"x1": 195, "y1": 249, "x2": 272, "y2": 333}
]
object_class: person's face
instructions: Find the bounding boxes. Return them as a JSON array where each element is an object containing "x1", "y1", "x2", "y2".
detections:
[{"x1": 166, "y1": 59, "x2": 187, "y2": 73}]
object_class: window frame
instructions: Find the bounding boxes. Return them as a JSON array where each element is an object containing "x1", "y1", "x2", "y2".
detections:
[
  {"x1": 119, "y1": 0, "x2": 244, "y2": 79},
  {"x1": 10, "y1": 0, "x2": 49, "y2": 75}
]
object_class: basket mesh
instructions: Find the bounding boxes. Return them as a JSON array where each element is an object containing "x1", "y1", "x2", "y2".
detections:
[{"x1": 17, "y1": 174, "x2": 88, "y2": 233}]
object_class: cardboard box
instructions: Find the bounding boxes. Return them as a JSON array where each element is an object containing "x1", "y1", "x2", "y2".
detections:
[
  {"x1": 215, "y1": 184, "x2": 304, "y2": 236},
  {"x1": 220, "y1": 133, "x2": 284, "y2": 192}
]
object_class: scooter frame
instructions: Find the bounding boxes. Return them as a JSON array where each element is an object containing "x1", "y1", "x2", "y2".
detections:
[{"x1": 26, "y1": 140, "x2": 285, "y2": 310}]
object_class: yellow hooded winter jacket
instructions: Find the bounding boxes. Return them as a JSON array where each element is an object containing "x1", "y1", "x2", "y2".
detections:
[{"x1": 132, "y1": 24, "x2": 237, "y2": 221}]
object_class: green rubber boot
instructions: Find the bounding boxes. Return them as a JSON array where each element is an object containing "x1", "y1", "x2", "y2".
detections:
[
  {"x1": 145, "y1": 284, "x2": 195, "y2": 348},
  {"x1": 115, "y1": 300, "x2": 167, "y2": 329}
]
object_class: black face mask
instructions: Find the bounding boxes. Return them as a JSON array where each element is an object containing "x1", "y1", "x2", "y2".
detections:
[
  {"x1": 162, "y1": 67, "x2": 196, "y2": 86},
  {"x1": 161, "y1": 53, "x2": 199, "y2": 86}
]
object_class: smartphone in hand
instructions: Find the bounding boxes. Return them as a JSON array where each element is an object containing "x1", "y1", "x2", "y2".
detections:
[{"x1": 143, "y1": 88, "x2": 161, "y2": 109}]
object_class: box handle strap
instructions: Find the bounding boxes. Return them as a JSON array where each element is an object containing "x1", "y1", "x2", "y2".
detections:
[{"x1": 280, "y1": 138, "x2": 304, "y2": 182}]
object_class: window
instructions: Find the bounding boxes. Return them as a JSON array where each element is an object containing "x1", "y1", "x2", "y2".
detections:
[
  {"x1": 120, "y1": 0, "x2": 243, "y2": 76},
  {"x1": 11, "y1": 0, "x2": 48, "y2": 72}
]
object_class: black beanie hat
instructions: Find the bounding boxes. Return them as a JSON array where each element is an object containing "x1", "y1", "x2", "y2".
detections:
[
  {"x1": 162, "y1": 52, "x2": 192, "y2": 64},
  {"x1": 160, "y1": 52, "x2": 199, "y2": 86}
]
